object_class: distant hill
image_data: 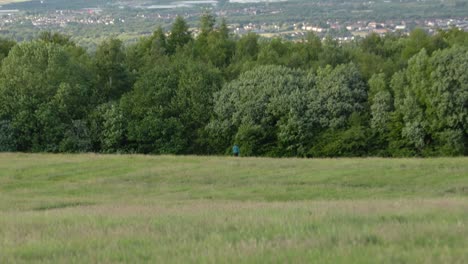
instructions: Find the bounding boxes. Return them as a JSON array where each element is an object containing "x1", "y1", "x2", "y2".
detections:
[
  {"x1": 0, "y1": 0, "x2": 29, "y2": 5},
  {"x1": 2, "y1": 0, "x2": 110, "y2": 9}
]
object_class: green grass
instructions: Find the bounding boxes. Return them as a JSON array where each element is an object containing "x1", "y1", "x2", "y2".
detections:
[{"x1": 0, "y1": 153, "x2": 467, "y2": 263}]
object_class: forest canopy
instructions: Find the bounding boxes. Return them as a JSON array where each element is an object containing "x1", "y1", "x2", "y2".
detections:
[{"x1": 0, "y1": 16, "x2": 467, "y2": 157}]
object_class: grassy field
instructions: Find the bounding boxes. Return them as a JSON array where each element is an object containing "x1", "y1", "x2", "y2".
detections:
[{"x1": 0, "y1": 153, "x2": 467, "y2": 263}]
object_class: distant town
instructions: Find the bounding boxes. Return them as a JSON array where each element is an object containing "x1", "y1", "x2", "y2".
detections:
[{"x1": 0, "y1": 0, "x2": 467, "y2": 47}]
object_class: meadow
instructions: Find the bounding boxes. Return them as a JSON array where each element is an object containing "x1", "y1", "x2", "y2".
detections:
[{"x1": 0, "y1": 153, "x2": 467, "y2": 263}]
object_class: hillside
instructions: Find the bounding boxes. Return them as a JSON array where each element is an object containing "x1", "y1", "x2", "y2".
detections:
[{"x1": 0, "y1": 153, "x2": 467, "y2": 263}]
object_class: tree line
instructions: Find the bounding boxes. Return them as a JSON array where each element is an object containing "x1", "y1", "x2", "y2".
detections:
[{"x1": 0, "y1": 15, "x2": 467, "y2": 157}]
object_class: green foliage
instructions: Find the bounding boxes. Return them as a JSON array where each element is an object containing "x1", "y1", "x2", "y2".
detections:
[
  {"x1": 38, "y1": 31, "x2": 74, "y2": 46},
  {"x1": 120, "y1": 64, "x2": 180, "y2": 153},
  {"x1": 308, "y1": 125, "x2": 370, "y2": 157},
  {"x1": 313, "y1": 63, "x2": 368, "y2": 129},
  {"x1": 194, "y1": 15, "x2": 235, "y2": 69},
  {"x1": 0, "y1": 38, "x2": 16, "y2": 61},
  {"x1": 166, "y1": 16, "x2": 192, "y2": 55},
  {"x1": 0, "y1": 120, "x2": 16, "y2": 152},
  {"x1": 125, "y1": 27, "x2": 170, "y2": 85},
  {"x1": 390, "y1": 46, "x2": 468, "y2": 156},
  {"x1": 121, "y1": 57, "x2": 222, "y2": 154},
  {"x1": 0, "y1": 20, "x2": 466, "y2": 156},
  {"x1": 95, "y1": 38, "x2": 132, "y2": 102},
  {"x1": 209, "y1": 65, "x2": 313, "y2": 156},
  {"x1": 440, "y1": 27, "x2": 468, "y2": 47},
  {"x1": 200, "y1": 13, "x2": 216, "y2": 36},
  {"x1": 101, "y1": 104, "x2": 126, "y2": 153},
  {"x1": 235, "y1": 32, "x2": 260, "y2": 61},
  {"x1": 59, "y1": 120, "x2": 92, "y2": 153},
  {"x1": 0, "y1": 41, "x2": 93, "y2": 151},
  {"x1": 401, "y1": 28, "x2": 439, "y2": 60},
  {"x1": 318, "y1": 36, "x2": 349, "y2": 67},
  {"x1": 369, "y1": 73, "x2": 393, "y2": 138}
]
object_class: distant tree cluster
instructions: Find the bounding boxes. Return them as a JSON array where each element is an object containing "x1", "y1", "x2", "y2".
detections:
[{"x1": 0, "y1": 16, "x2": 467, "y2": 157}]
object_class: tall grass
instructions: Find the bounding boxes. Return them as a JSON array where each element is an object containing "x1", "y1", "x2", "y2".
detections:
[{"x1": 0, "y1": 153, "x2": 467, "y2": 263}]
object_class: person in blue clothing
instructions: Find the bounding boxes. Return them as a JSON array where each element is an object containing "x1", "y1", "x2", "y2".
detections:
[{"x1": 232, "y1": 144, "x2": 240, "y2": 157}]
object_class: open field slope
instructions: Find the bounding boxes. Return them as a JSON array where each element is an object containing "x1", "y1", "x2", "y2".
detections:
[{"x1": 0, "y1": 153, "x2": 467, "y2": 263}]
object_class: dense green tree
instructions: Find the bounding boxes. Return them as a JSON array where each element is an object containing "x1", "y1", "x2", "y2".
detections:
[
  {"x1": 87, "y1": 102, "x2": 126, "y2": 152},
  {"x1": 1, "y1": 22, "x2": 467, "y2": 156},
  {"x1": 120, "y1": 64, "x2": 178, "y2": 153},
  {"x1": 148, "y1": 27, "x2": 168, "y2": 57},
  {"x1": 234, "y1": 32, "x2": 259, "y2": 61},
  {"x1": 0, "y1": 41, "x2": 93, "y2": 151},
  {"x1": 0, "y1": 120, "x2": 16, "y2": 152},
  {"x1": 39, "y1": 31, "x2": 74, "y2": 46},
  {"x1": 101, "y1": 103, "x2": 127, "y2": 153},
  {"x1": 171, "y1": 55, "x2": 223, "y2": 153},
  {"x1": 95, "y1": 38, "x2": 132, "y2": 102},
  {"x1": 440, "y1": 27, "x2": 468, "y2": 47},
  {"x1": 396, "y1": 50, "x2": 432, "y2": 152},
  {"x1": 167, "y1": 16, "x2": 192, "y2": 55},
  {"x1": 38, "y1": 31, "x2": 90, "y2": 66},
  {"x1": 126, "y1": 27, "x2": 169, "y2": 79},
  {"x1": 426, "y1": 47, "x2": 468, "y2": 155},
  {"x1": 312, "y1": 63, "x2": 368, "y2": 129},
  {"x1": 0, "y1": 38, "x2": 16, "y2": 61},
  {"x1": 257, "y1": 38, "x2": 288, "y2": 65},
  {"x1": 208, "y1": 65, "x2": 313, "y2": 156},
  {"x1": 200, "y1": 13, "x2": 216, "y2": 36},
  {"x1": 308, "y1": 113, "x2": 371, "y2": 157},
  {"x1": 369, "y1": 73, "x2": 393, "y2": 134},
  {"x1": 318, "y1": 36, "x2": 349, "y2": 67},
  {"x1": 194, "y1": 15, "x2": 235, "y2": 69},
  {"x1": 284, "y1": 34, "x2": 322, "y2": 69},
  {"x1": 401, "y1": 28, "x2": 438, "y2": 60},
  {"x1": 390, "y1": 46, "x2": 468, "y2": 155},
  {"x1": 121, "y1": 58, "x2": 221, "y2": 154},
  {"x1": 226, "y1": 32, "x2": 260, "y2": 79},
  {"x1": 59, "y1": 119, "x2": 92, "y2": 153},
  {"x1": 304, "y1": 63, "x2": 370, "y2": 157}
]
